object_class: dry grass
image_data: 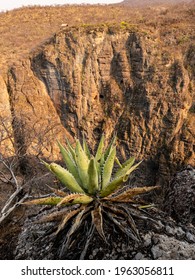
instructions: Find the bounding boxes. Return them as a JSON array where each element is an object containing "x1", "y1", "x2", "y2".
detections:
[{"x1": 0, "y1": 3, "x2": 194, "y2": 74}]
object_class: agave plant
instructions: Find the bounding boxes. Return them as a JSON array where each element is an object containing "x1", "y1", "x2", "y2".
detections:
[{"x1": 24, "y1": 134, "x2": 158, "y2": 259}]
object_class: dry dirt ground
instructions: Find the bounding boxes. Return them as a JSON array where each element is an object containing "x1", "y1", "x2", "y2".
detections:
[{"x1": 0, "y1": 165, "x2": 195, "y2": 260}]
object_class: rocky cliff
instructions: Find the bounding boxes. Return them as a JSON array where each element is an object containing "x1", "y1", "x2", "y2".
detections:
[{"x1": 0, "y1": 24, "x2": 194, "y2": 182}]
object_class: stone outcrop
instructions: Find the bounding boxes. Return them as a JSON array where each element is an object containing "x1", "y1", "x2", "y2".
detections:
[{"x1": 0, "y1": 25, "x2": 194, "y2": 179}]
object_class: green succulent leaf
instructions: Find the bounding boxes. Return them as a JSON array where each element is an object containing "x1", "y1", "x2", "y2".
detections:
[
  {"x1": 82, "y1": 134, "x2": 91, "y2": 159},
  {"x1": 115, "y1": 156, "x2": 122, "y2": 168},
  {"x1": 123, "y1": 160, "x2": 143, "y2": 180},
  {"x1": 102, "y1": 146, "x2": 116, "y2": 190},
  {"x1": 50, "y1": 163, "x2": 85, "y2": 194},
  {"x1": 57, "y1": 140, "x2": 82, "y2": 186},
  {"x1": 95, "y1": 134, "x2": 105, "y2": 162},
  {"x1": 58, "y1": 193, "x2": 93, "y2": 206},
  {"x1": 99, "y1": 173, "x2": 125, "y2": 197},
  {"x1": 114, "y1": 157, "x2": 135, "y2": 179},
  {"x1": 65, "y1": 137, "x2": 76, "y2": 162},
  {"x1": 122, "y1": 156, "x2": 135, "y2": 168},
  {"x1": 100, "y1": 161, "x2": 142, "y2": 197},
  {"x1": 104, "y1": 134, "x2": 117, "y2": 161},
  {"x1": 75, "y1": 140, "x2": 90, "y2": 190},
  {"x1": 88, "y1": 157, "x2": 99, "y2": 194},
  {"x1": 40, "y1": 159, "x2": 52, "y2": 172}
]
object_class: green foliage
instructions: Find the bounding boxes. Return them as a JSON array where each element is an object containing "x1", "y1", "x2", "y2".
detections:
[{"x1": 24, "y1": 134, "x2": 159, "y2": 258}]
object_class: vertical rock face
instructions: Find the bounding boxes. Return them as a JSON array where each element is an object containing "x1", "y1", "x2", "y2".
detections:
[
  {"x1": 6, "y1": 59, "x2": 72, "y2": 160},
  {"x1": 1, "y1": 26, "x2": 194, "y2": 180},
  {"x1": 0, "y1": 76, "x2": 14, "y2": 155}
]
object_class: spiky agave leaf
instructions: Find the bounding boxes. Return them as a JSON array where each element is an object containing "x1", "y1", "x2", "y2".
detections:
[
  {"x1": 114, "y1": 156, "x2": 135, "y2": 178},
  {"x1": 100, "y1": 160, "x2": 143, "y2": 197},
  {"x1": 79, "y1": 223, "x2": 95, "y2": 260},
  {"x1": 99, "y1": 173, "x2": 125, "y2": 197},
  {"x1": 23, "y1": 196, "x2": 63, "y2": 206},
  {"x1": 102, "y1": 146, "x2": 116, "y2": 190},
  {"x1": 57, "y1": 193, "x2": 93, "y2": 206},
  {"x1": 115, "y1": 156, "x2": 122, "y2": 168},
  {"x1": 123, "y1": 204, "x2": 160, "y2": 225},
  {"x1": 50, "y1": 163, "x2": 85, "y2": 194},
  {"x1": 97, "y1": 151, "x2": 105, "y2": 183},
  {"x1": 65, "y1": 137, "x2": 77, "y2": 162},
  {"x1": 75, "y1": 139, "x2": 90, "y2": 191},
  {"x1": 104, "y1": 134, "x2": 117, "y2": 161},
  {"x1": 82, "y1": 133, "x2": 91, "y2": 159},
  {"x1": 88, "y1": 157, "x2": 99, "y2": 194},
  {"x1": 95, "y1": 134, "x2": 105, "y2": 162},
  {"x1": 41, "y1": 159, "x2": 52, "y2": 172},
  {"x1": 107, "y1": 186, "x2": 160, "y2": 202},
  {"x1": 117, "y1": 204, "x2": 140, "y2": 239},
  {"x1": 57, "y1": 141, "x2": 83, "y2": 186}
]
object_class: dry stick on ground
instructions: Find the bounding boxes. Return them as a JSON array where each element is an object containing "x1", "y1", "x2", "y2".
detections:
[
  {"x1": 0, "y1": 113, "x2": 61, "y2": 224},
  {"x1": 0, "y1": 155, "x2": 26, "y2": 223},
  {"x1": 0, "y1": 154, "x2": 50, "y2": 224}
]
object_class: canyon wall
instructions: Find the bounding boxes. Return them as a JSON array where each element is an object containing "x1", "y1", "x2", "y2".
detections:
[{"x1": 0, "y1": 25, "x2": 194, "y2": 182}]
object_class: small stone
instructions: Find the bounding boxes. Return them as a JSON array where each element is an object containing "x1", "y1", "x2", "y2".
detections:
[
  {"x1": 134, "y1": 252, "x2": 144, "y2": 260},
  {"x1": 143, "y1": 233, "x2": 152, "y2": 247},
  {"x1": 165, "y1": 225, "x2": 175, "y2": 235},
  {"x1": 176, "y1": 227, "x2": 185, "y2": 239},
  {"x1": 186, "y1": 232, "x2": 195, "y2": 242},
  {"x1": 151, "y1": 246, "x2": 163, "y2": 259},
  {"x1": 152, "y1": 236, "x2": 159, "y2": 245}
]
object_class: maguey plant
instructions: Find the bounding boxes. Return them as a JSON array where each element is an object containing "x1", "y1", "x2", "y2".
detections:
[{"x1": 24, "y1": 134, "x2": 159, "y2": 258}]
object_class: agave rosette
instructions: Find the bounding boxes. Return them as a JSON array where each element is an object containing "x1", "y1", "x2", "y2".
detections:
[{"x1": 24, "y1": 134, "x2": 159, "y2": 258}]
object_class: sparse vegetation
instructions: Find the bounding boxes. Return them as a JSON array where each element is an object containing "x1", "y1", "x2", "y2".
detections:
[{"x1": 0, "y1": 3, "x2": 194, "y2": 73}]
